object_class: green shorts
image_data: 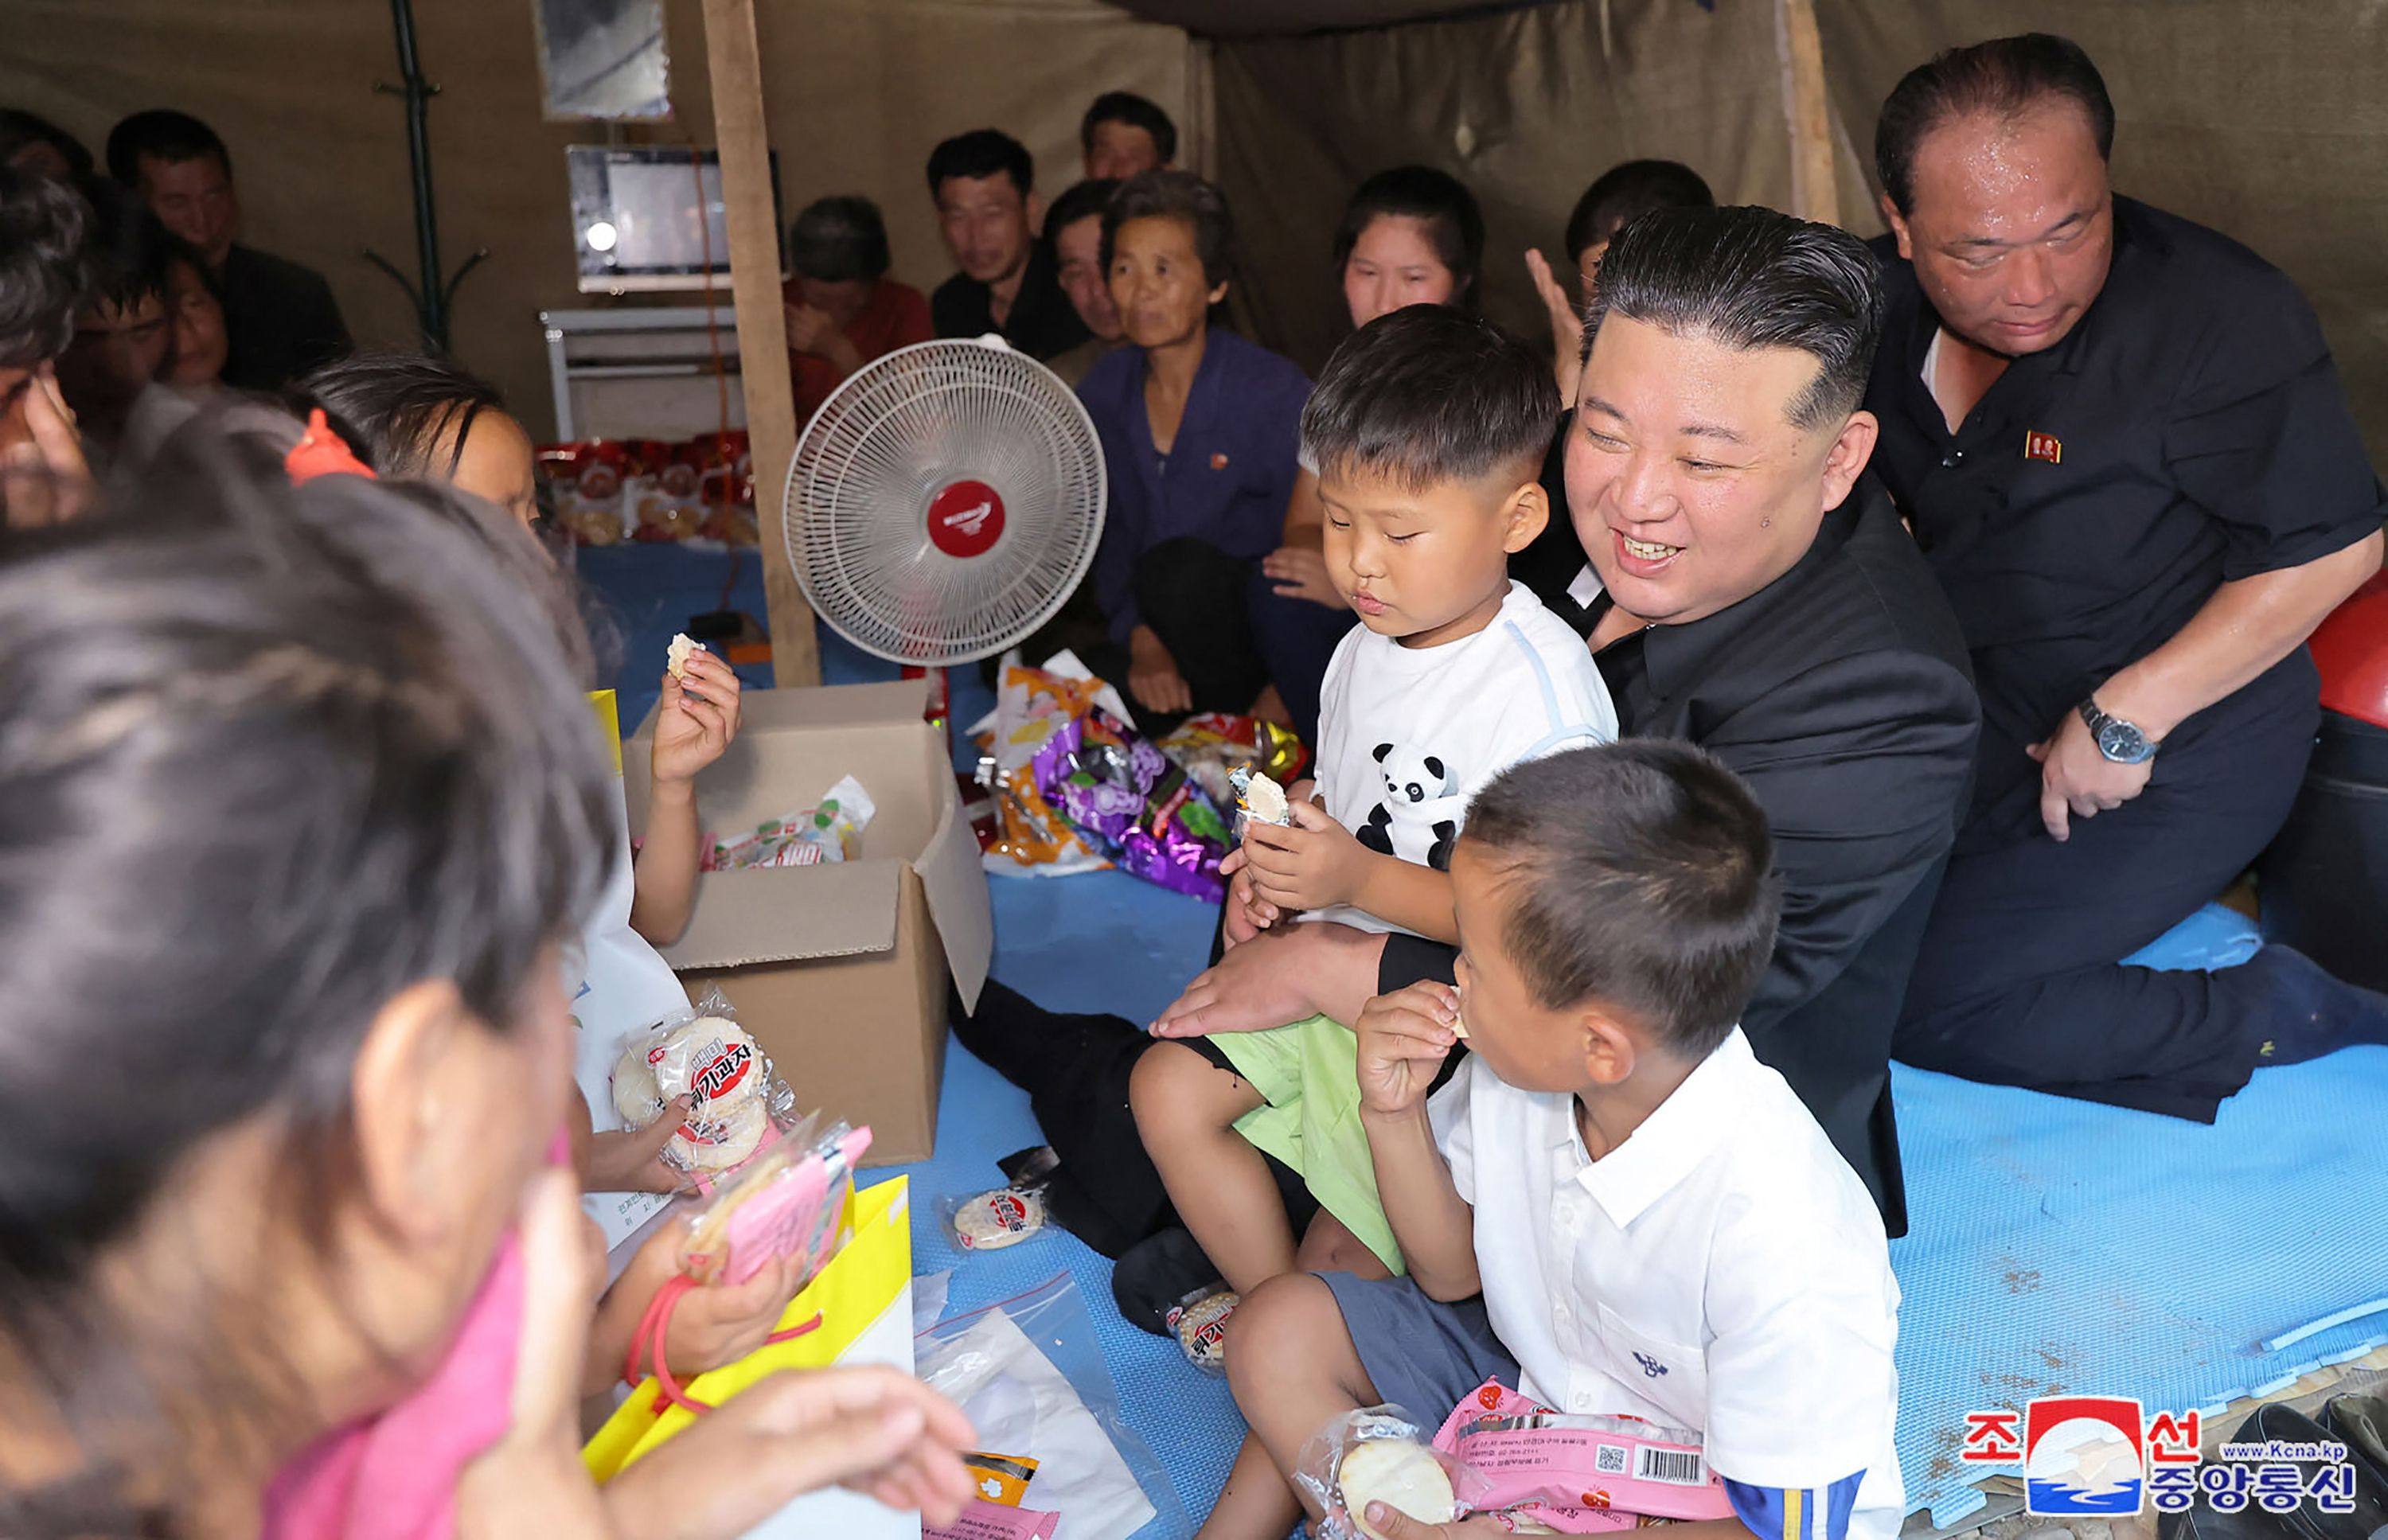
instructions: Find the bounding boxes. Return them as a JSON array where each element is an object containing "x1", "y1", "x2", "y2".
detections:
[{"x1": 1214, "y1": 1013, "x2": 1403, "y2": 1276}]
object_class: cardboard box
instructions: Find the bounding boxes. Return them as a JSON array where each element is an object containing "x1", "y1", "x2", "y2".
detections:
[{"x1": 625, "y1": 679, "x2": 991, "y2": 1166}]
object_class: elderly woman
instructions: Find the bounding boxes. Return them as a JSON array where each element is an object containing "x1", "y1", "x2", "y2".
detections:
[
  {"x1": 782, "y1": 195, "x2": 934, "y2": 427},
  {"x1": 1078, "y1": 169, "x2": 1346, "y2": 735}
]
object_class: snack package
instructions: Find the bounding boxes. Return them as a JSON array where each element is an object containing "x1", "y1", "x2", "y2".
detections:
[
  {"x1": 608, "y1": 990, "x2": 797, "y2": 1178},
  {"x1": 980, "y1": 665, "x2": 1113, "y2": 877},
  {"x1": 1166, "y1": 1286, "x2": 1236, "y2": 1377},
  {"x1": 1228, "y1": 765, "x2": 1293, "y2": 837},
  {"x1": 1430, "y1": 1379, "x2": 1734, "y2": 1533},
  {"x1": 924, "y1": 1500, "x2": 1061, "y2": 1540},
  {"x1": 1157, "y1": 711, "x2": 1310, "y2": 808},
  {"x1": 677, "y1": 1113, "x2": 871, "y2": 1288},
  {"x1": 942, "y1": 1186, "x2": 1048, "y2": 1251},
  {"x1": 1034, "y1": 707, "x2": 1232, "y2": 901},
  {"x1": 702, "y1": 774, "x2": 875, "y2": 870},
  {"x1": 537, "y1": 439, "x2": 630, "y2": 545},
  {"x1": 1300, "y1": 1406, "x2": 1489, "y2": 1540}
]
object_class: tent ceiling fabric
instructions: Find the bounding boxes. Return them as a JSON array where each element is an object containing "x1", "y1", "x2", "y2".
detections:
[{"x1": 1101, "y1": 0, "x2": 1560, "y2": 38}]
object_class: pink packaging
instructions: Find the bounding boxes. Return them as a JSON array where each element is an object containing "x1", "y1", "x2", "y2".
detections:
[
  {"x1": 923, "y1": 1500, "x2": 1061, "y2": 1540},
  {"x1": 1433, "y1": 1379, "x2": 1735, "y2": 1534}
]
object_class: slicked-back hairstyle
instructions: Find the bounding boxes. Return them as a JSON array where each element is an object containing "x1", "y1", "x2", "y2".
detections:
[
  {"x1": 1102, "y1": 168, "x2": 1235, "y2": 290},
  {"x1": 1585, "y1": 205, "x2": 1883, "y2": 432},
  {"x1": 1079, "y1": 92, "x2": 1177, "y2": 163},
  {"x1": 1564, "y1": 159, "x2": 1714, "y2": 263},
  {"x1": 0, "y1": 164, "x2": 88, "y2": 368},
  {"x1": 1044, "y1": 177, "x2": 1119, "y2": 240},
  {"x1": 1464, "y1": 742, "x2": 1780, "y2": 1059},
  {"x1": 296, "y1": 352, "x2": 508, "y2": 482},
  {"x1": 1875, "y1": 33, "x2": 2115, "y2": 216},
  {"x1": 926, "y1": 128, "x2": 1033, "y2": 200},
  {"x1": 788, "y1": 195, "x2": 892, "y2": 283},
  {"x1": 0, "y1": 110, "x2": 94, "y2": 180},
  {"x1": 74, "y1": 176, "x2": 183, "y2": 315},
  {"x1": 1301, "y1": 305, "x2": 1557, "y2": 493},
  {"x1": 104, "y1": 107, "x2": 230, "y2": 185},
  {"x1": 1333, "y1": 165, "x2": 1485, "y2": 309},
  {"x1": 0, "y1": 407, "x2": 614, "y2": 1531}
]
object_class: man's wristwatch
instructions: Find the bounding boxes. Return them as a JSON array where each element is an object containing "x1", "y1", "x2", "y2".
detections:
[{"x1": 2078, "y1": 697, "x2": 2160, "y2": 765}]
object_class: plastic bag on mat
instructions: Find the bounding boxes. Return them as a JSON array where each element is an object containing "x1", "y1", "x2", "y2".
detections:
[
  {"x1": 1033, "y1": 706, "x2": 1232, "y2": 901},
  {"x1": 1157, "y1": 710, "x2": 1312, "y2": 808},
  {"x1": 917, "y1": 1272, "x2": 1188, "y2": 1540},
  {"x1": 979, "y1": 664, "x2": 1114, "y2": 878},
  {"x1": 607, "y1": 987, "x2": 798, "y2": 1185}
]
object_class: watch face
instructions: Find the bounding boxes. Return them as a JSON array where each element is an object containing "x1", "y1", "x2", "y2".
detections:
[{"x1": 2097, "y1": 719, "x2": 2149, "y2": 762}]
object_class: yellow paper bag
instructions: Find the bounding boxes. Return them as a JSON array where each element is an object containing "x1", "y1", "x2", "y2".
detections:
[{"x1": 584, "y1": 1176, "x2": 913, "y2": 1482}]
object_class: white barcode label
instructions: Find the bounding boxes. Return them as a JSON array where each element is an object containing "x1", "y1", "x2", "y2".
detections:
[
  {"x1": 1636, "y1": 1445, "x2": 1706, "y2": 1485},
  {"x1": 1596, "y1": 1443, "x2": 1630, "y2": 1475}
]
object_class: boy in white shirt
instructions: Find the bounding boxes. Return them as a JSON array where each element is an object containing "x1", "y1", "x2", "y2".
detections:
[
  {"x1": 1130, "y1": 306, "x2": 1617, "y2": 1297},
  {"x1": 1199, "y1": 742, "x2": 1903, "y2": 1540}
]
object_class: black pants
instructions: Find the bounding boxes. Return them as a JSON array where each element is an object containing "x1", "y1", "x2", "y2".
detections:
[
  {"x1": 1085, "y1": 537, "x2": 1351, "y2": 743},
  {"x1": 1894, "y1": 658, "x2": 2320, "y2": 1121}
]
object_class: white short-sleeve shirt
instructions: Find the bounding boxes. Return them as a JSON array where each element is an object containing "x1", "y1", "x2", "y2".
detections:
[
  {"x1": 1305, "y1": 580, "x2": 1617, "y2": 934},
  {"x1": 1429, "y1": 1031, "x2": 1906, "y2": 1540}
]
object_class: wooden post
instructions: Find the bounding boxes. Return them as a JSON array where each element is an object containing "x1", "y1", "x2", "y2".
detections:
[
  {"x1": 699, "y1": 0, "x2": 820, "y2": 687},
  {"x1": 1775, "y1": 0, "x2": 1838, "y2": 224}
]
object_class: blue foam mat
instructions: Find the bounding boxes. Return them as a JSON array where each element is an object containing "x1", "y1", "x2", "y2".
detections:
[{"x1": 579, "y1": 548, "x2": 2388, "y2": 1537}]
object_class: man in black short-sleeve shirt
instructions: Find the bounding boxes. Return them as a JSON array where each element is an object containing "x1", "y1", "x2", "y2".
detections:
[{"x1": 1866, "y1": 36, "x2": 2387, "y2": 1118}]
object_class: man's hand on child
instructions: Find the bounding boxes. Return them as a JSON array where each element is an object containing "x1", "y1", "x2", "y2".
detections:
[
  {"x1": 1245, "y1": 799, "x2": 1371, "y2": 913},
  {"x1": 652, "y1": 650, "x2": 744, "y2": 787},
  {"x1": 1355, "y1": 981, "x2": 1461, "y2": 1116}
]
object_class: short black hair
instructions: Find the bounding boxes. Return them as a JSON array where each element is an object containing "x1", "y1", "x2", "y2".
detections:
[
  {"x1": 926, "y1": 129, "x2": 1032, "y2": 201},
  {"x1": 1301, "y1": 306, "x2": 1557, "y2": 493},
  {"x1": 1044, "y1": 177, "x2": 1118, "y2": 240},
  {"x1": 75, "y1": 177, "x2": 189, "y2": 317},
  {"x1": 1586, "y1": 205, "x2": 1883, "y2": 432},
  {"x1": 104, "y1": 108, "x2": 230, "y2": 186},
  {"x1": 1102, "y1": 169, "x2": 1234, "y2": 290},
  {"x1": 1463, "y1": 741, "x2": 1780, "y2": 1059},
  {"x1": 0, "y1": 110, "x2": 94, "y2": 180},
  {"x1": 1875, "y1": 33, "x2": 2115, "y2": 216},
  {"x1": 1333, "y1": 166, "x2": 1485, "y2": 309},
  {"x1": 787, "y1": 195, "x2": 890, "y2": 284},
  {"x1": 1080, "y1": 92, "x2": 1176, "y2": 164},
  {"x1": 1564, "y1": 159, "x2": 1714, "y2": 263},
  {"x1": 295, "y1": 353, "x2": 509, "y2": 482},
  {"x1": 0, "y1": 165, "x2": 88, "y2": 369}
]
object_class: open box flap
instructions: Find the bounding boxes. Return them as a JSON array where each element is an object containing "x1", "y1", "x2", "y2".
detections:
[
  {"x1": 660, "y1": 861, "x2": 900, "y2": 969},
  {"x1": 914, "y1": 759, "x2": 993, "y2": 1013}
]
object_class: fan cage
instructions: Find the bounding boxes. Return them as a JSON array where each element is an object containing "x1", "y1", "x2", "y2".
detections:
[{"x1": 785, "y1": 337, "x2": 1107, "y2": 666}]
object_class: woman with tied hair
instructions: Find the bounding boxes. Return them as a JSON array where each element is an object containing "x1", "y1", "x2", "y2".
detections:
[{"x1": 0, "y1": 415, "x2": 973, "y2": 1537}]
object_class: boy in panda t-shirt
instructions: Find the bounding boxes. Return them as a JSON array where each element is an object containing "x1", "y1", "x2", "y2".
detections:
[{"x1": 1130, "y1": 306, "x2": 1617, "y2": 1297}]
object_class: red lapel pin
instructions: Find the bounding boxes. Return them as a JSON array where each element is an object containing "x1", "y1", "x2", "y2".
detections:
[{"x1": 2022, "y1": 430, "x2": 2063, "y2": 465}]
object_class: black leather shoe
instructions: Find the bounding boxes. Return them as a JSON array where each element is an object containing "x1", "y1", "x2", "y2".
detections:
[
  {"x1": 1110, "y1": 1226, "x2": 1221, "y2": 1337},
  {"x1": 2235, "y1": 1404, "x2": 2388, "y2": 1540},
  {"x1": 2321, "y1": 1394, "x2": 2388, "y2": 1492}
]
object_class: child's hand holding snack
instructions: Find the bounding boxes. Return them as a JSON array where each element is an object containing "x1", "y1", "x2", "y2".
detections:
[
  {"x1": 1353, "y1": 981, "x2": 1461, "y2": 1117},
  {"x1": 583, "y1": 1212, "x2": 811, "y2": 1398},
  {"x1": 1245, "y1": 797, "x2": 1373, "y2": 914}
]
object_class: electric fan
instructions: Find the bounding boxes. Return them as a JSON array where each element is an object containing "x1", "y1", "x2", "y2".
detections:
[{"x1": 785, "y1": 337, "x2": 1106, "y2": 665}]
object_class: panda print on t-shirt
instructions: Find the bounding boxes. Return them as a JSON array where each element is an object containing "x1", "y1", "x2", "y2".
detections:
[{"x1": 1357, "y1": 740, "x2": 1464, "y2": 871}]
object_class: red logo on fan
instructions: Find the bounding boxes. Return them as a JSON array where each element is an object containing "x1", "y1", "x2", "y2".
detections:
[{"x1": 927, "y1": 480, "x2": 1006, "y2": 559}]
